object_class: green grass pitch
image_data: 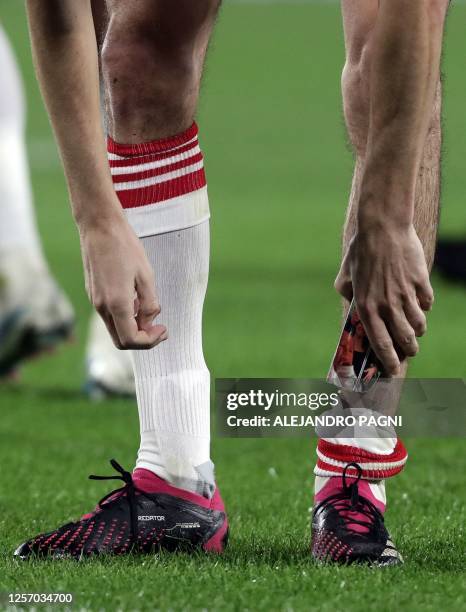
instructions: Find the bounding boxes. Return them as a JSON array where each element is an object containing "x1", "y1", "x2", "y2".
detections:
[{"x1": 0, "y1": 2, "x2": 465, "y2": 610}]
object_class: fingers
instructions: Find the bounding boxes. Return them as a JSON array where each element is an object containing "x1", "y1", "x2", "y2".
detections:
[
  {"x1": 135, "y1": 271, "x2": 161, "y2": 331},
  {"x1": 357, "y1": 303, "x2": 401, "y2": 376},
  {"x1": 358, "y1": 291, "x2": 431, "y2": 374},
  {"x1": 385, "y1": 308, "x2": 419, "y2": 358},
  {"x1": 403, "y1": 297, "x2": 427, "y2": 337},
  {"x1": 111, "y1": 304, "x2": 167, "y2": 349},
  {"x1": 94, "y1": 297, "x2": 167, "y2": 350},
  {"x1": 100, "y1": 313, "x2": 122, "y2": 348},
  {"x1": 416, "y1": 278, "x2": 435, "y2": 312}
]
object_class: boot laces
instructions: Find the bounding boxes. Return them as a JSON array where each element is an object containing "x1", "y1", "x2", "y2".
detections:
[
  {"x1": 88, "y1": 459, "x2": 165, "y2": 546},
  {"x1": 315, "y1": 462, "x2": 384, "y2": 538}
]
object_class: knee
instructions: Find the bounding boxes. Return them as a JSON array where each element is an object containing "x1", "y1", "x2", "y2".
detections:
[
  {"x1": 341, "y1": 40, "x2": 372, "y2": 157},
  {"x1": 101, "y1": 4, "x2": 218, "y2": 135},
  {"x1": 101, "y1": 35, "x2": 198, "y2": 120}
]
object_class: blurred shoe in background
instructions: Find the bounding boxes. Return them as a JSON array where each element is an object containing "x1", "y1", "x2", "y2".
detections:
[
  {"x1": 85, "y1": 311, "x2": 136, "y2": 400},
  {"x1": 0, "y1": 251, "x2": 74, "y2": 378}
]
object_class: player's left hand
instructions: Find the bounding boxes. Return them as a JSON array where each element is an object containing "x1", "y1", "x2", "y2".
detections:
[{"x1": 334, "y1": 223, "x2": 434, "y2": 376}]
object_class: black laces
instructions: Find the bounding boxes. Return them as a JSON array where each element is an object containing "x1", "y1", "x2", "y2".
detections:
[
  {"x1": 89, "y1": 459, "x2": 159, "y2": 546},
  {"x1": 315, "y1": 462, "x2": 384, "y2": 538}
]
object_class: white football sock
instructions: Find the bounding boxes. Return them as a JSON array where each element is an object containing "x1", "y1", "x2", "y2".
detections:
[
  {"x1": 132, "y1": 222, "x2": 213, "y2": 498},
  {"x1": 0, "y1": 26, "x2": 47, "y2": 268},
  {"x1": 107, "y1": 123, "x2": 213, "y2": 497}
]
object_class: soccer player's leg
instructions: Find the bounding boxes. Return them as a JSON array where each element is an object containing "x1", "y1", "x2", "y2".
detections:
[
  {"x1": 0, "y1": 24, "x2": 74, "y2": 378},
  {"x1": 311, "y1": 0, "x2": 444, "y2": 566},
  {"x1": 15, "y1": 0, "x2": 227, "y2": 559}
]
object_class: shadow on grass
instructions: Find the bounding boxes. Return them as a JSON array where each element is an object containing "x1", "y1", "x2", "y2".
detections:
[{"x1": 2, "y1": 534, "x2": 464, "y2": 575}]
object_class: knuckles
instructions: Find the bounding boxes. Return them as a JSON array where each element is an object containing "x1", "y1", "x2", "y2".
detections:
[
  {"x1": 354, "y1": 299, "x2": 375, "y2": 318},
  {"x1": 91, "y1": 295, "x2": 128, "y2": 316},
  {"x1": 380, "y1": 296, "x2": 401, "y2": 317},
  {"x1": 413, "y1": 318, "x2": 427, "y2": 337},
  {"x1": 373, "y1": 337, "x2": 393, "y2": 353},
  {"x1": 403, "y1": 339, "x2": 419, "y2": 357}
]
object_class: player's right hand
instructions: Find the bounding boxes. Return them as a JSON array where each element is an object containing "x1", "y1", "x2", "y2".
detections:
[{"x1": 79, "y1": 214, "x2": 167, "y2": 350}]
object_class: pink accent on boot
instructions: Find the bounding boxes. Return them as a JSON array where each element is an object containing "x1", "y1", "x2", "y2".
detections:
[
  {"x1": 133, "y1": 468, "x2": 228, "y2": 553},
  {"x1": 315, "y1": 476, "x2": 385, "y2": 534},
  {"x1": 203, "y1": 523, "x2": 228, "y2": 552}
]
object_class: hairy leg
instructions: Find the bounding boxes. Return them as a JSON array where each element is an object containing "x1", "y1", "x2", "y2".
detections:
[
  {"x1": 341, "y1": 0, "x2": 442, "y2": 334},
  {"x1": 315, "y1": 1, "x2": 445, "y2": 485},
  {"x1": 101, "y1": 0, "x2": 221, "y2": 142},
  {"x1": 339, "y1": 1, "x2": 443, "y2": 428}
]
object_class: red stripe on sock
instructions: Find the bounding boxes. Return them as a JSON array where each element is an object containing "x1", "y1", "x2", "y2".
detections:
[
  {"x1": 115, "y1": 168, "x2": 206, "y2": 208},
  {"x1": 111, "y1": 152, "x2": 204, "y2": 184},
  {"x1": 108, "y1": 139, "x2": 199, "y2": 167},
  {"x1": 315, "y1": 457, "x2": 406, "y2": 480},
  {"x1": 315, "y1": 438, "x2": 408, "y2": 479},
  {"x1": 318, "y1": 438, "x2": 407, "y2": 464}
]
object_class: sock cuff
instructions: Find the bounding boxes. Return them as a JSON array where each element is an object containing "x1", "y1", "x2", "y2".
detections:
[
  {"x1": 107, "y1": 123, "x2": 209, "y2": 237},
  {"x1": 107, "y1": 122, "x2": 199, "y2": 157},
  {"x1": 315, "y1": 438, "x2": 408, "y2": 480}
]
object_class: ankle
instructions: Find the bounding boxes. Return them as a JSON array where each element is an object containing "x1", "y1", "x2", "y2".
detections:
[{"x1": 314, "y1": 475, "x2": 386, "y2": 513}]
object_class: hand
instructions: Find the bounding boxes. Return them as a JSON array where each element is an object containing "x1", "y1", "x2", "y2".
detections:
[
  {"x1": 363, "y1": 366, "x2": 378, "y2": 383},
  {"x1": 79, "y1": 214, "x2": 167, "y2": 350},
  {"x1": 335, "y1": 224, "x2": 433, "y2": 375}
]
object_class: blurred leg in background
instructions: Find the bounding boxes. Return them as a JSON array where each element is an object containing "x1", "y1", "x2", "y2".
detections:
[
  {"x1": 85, "y1": 311, "x2": 135, "y2": 398},
  {"x1": 0, "y1": 23, "x2": 74, "y2": 379}
]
